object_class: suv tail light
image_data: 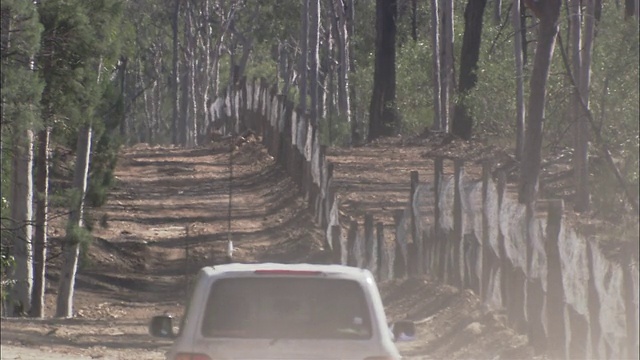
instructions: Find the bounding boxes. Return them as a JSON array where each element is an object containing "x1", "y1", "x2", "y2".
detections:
[{"x1": 175, "y1": 353, "x2": 212, "y2": 360}]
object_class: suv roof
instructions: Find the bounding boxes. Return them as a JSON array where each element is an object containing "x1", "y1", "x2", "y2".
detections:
[{"x1": 201, "y1": 262, "x2": 372, "y2": 278}]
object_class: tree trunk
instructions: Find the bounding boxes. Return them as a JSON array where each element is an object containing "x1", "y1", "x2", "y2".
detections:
[
  {"x1": 368, "y1": 0, "x2": 398, "y2": 140},
  {"x1": 430, "y1": 0, "x2": 443, "y2": 131},
  {"x1": 55, "y1": 125, "x2": 92, "y2": 318},
  {"x1": 309, "y1": 0, "x2": 320, "y2": 127},
  {"x1": 30, "y1": 127, "x2": 50, "y2": 318},
  {"x1": 335, "y1": 0, "x2": 352, "y2": 130},
  {"x1": 171, "y1": 0, "x2": 180, "y2": 145},
  {"x1": 574, "y1": 0, "x2": 596, "y2": 212},
  {"x1": 118, "y1": 57, "x2": 128, "y2": 139},
  {"x1": 518, "y1": 0, "x2": 562, "y2": 204},
  {"x1": 452, "y1": 0, "x2": 488, "y2": 140},
  {"x1": 441, "y1": 0, "x2": 455, "y2": 133},
  {"x1": 411, "y1": 0, "x2": 418, "y2": 41},
  {"x1": 514, "y1": 0, "x2": 526, "y2": 160},
  {"x1": 346, "y1": 0, "x2": 358, "y2": 142},
  {"x1": 297, "y1": 0, "x2": 310, "y2": 148},
  {"x1": 8, "y1": 129, "x2": 34, "y2": 317}
]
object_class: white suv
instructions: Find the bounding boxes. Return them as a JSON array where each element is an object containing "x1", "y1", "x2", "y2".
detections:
[{"x1": 150, "y1": 263, "x2": 415, "y2": 360}]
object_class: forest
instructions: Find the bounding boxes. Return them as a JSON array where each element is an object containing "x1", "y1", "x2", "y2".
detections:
[{"x1": 1, "y1": 0, "x2": 638, "y2": 318}]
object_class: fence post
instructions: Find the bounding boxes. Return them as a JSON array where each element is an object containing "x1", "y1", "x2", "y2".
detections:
[
  {"x1": 481, "y1": 161, "x2": 491, "y2": 301},
  {"x1": 364, "y1": 214, "x2": 374, "y2": 270},
  {"x1": 331, "y1": 225, "x2": 342, "y2": 265},
  {"x1": 453, "y1": 159, "x2": 464, "y2": 288},
  {"x1": 410, "y1": 171, "x2": 422, "y2": 276},
  {"x1": 434, "y1": 158, "x2": 445, "y2": 282},
  {"x1": 623, "y1": 242, "x2": 639, "y2": 360},
  {"x1": 546, "y1": 199, "x2": 566, "y2": 360},
  {"x1": 496, "y1": 171, "x2": 509, "y2": 310},
  {"x1": 393, "y1": 209, "x2": 407, "y2": 279},
  {"x1": 526, "y1": 202, "x2": 546, "y2": 352},
  {"x1": 585, "y1": 241, "x2": 601, "y2": 358},
  {"x1": 323, "y1": 163, "x2": 335, "y2": 230},
  {"x1": 376, "y1": 222, "x2": 385, "y2": 280},
  {"x1": 347, "y1": 220, "x2": 358, "y2": 267}
]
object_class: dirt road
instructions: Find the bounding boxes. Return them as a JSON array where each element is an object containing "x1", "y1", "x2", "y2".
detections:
[{"x1": 1, "y1": 140, "x2": 541, "y2": 359}]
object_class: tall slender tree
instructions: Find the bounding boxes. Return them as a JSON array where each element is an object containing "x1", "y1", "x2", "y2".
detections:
[
  {"x1": 1, "y1": 0, "x2": 43, "y2": 317},
  {"x1": 369, "y1": 0, "x2": 398, "y2": 140},
  {"x1": 451, "y1": 0, "x2": 488, "y2": 139},
  {"x1": 513, "y1": 0, "x2": 526, "y2": 160},
  {"x1": 518, "y1": 0, "x2": 563, "y2": 204}
]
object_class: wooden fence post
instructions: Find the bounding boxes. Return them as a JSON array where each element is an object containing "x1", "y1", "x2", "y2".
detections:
[
  {"x1": 623, "y1": 242, "x2": 639, "y2": 360},
  {"x1": 376, "y1": 222, "x2": 385, "y2": 280},
  {"x1": 323, "y1": 163, "x2": 335, "y2": 230},
  {"x1": 586, "y1": 241, "x2": 601, "y2": 358},
  {"x1": 453, "y1": 159, "x2": 464, "y2": 288},
  {"x1": 347, "y1": 220, "x2": 358, "y2": 267},
  {"x1": 546, "y1": 199, "x2": 566, "y2": 360},
  {"x1": 364, "y1": 214, "x2": 374, "y2": 270},
  {"x1": 496, "y1": 171, "x2": 509, "y2": 310},
  {"x1": 393, "y1": 210, "x2": 407, "y2": 279},
  {"x1": 410, "y1": 171, "x2": 422, "y2": 276},
  {"x1": 481, "y1": 161, "x2": 492, "y2": 301},
  {"x1": 526, "y1": 202, "x2": 546, "y2": 351},
  {"x1": 331, "y1": 225, "x2": 342, "y2": 265},
  {"x1": 434, "y1": 158, "x2": 445, "y2": 282}
]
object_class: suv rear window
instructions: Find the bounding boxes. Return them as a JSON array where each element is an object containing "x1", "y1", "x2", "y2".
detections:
[{"x1": 201, "y1": 277, "x2": 372, "y2": 340}]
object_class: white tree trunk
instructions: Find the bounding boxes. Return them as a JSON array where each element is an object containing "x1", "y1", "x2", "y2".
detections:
[
  {"x1": 442, "y1": 0, "x2": 454, "y2": 133},
  {"x1": 309, "y1": 0, "x2": 320, "y2": 127},
  {"x1": 8, "y1": 129, "x2": 34, "y2": 316},
  {"x1": 335, "y1": 0, "x2": 352, "y2": 127},
  {"x1": 569, "y1": 0, "x2": 590, "y2": 211},
  {"x1": 55, "y1": 125, "x2": 92, "y2": 318},
  {"x1": 31, "y1": 126, "x2": 50, "y2": 318},
  {"x1": 430, "y1": 0, "x2": 443, "y2": 130},
  {"x1": 297, "y1": 0, "x2": 310, "y2": 149}
]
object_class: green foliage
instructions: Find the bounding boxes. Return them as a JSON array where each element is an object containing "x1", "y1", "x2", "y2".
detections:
[
  {"x1": 66, "y1": 223, "x2": 92, "y2": 246},
  {"x1": 395, "y1": 41, "x2": 435, "y2": 134},
  {"x1": 319, "y1": 113, "x2": 351, "y2": 147}
]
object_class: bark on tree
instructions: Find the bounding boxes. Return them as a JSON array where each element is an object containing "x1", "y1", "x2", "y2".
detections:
[
  {"x1": 309, "y1": 0, "x2": 320, "y2": 127},
  {"x1": 8, "y1": 129, "x2": 34, "y2": 317},
  {"x1": 298, "y1": 0, "x2": 310, "y2": 148},
  {"x1": 346, "y1": 0, "x2": 358, "y2": 142},
  {"x1": 55, "y1": 125, "x2": 92, "y2": 318},
  {"x1": 513, "y1": 0, "x2": 526, "y2": 160},
  {"x1": 411, "y1": 0, "x2": 418, "y2": 41},
  {"x1": 171, "y1": 0, "x2": 181, "y2": 145},
  {"x1": 368, "y1": 0, "x2": 398, "y2": 140},
  {"x1": 574, "y1": 0, "x2": 596, "y2": 212},
  {"x1": 519, "y1": 0, "x2": 562, "y2": 204},
  {"x1": 430, "y1": 0, "x2": 443, "y2": 131},
  {"x1": 30, "y1": 127, "x2": 50, "y2": 318},
  {"x1": 452, "y1": 0, "x2": 488, "y2": 140},
  {"x1": 441, "y1": 0, "x2": 455, "y2": 133},
  {"x1": 334, "y1": 0, "x2": 352, "y2": 133}
]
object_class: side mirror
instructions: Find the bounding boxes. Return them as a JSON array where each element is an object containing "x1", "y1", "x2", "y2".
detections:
[
  {"x1": 390, "y1": 320, "x2": 416, "y2": 342},
  {"x1": 150, "y1": 315, "x2": 176, "y2": 338}
]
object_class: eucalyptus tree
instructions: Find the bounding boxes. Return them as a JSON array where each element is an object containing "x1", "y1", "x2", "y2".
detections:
[
  {"x1": 368, "y1": 0, "x2": 398, "y2": 140},
  {"x1": 35, "y1": 0, "x2": 124, "y2": 318},
  {"x1": 519, "y1": 0, "x2": 562, "y2": 204},
  {"x1": 1, "y1": 0, "x2": 43, "y2": 317},
  {"x1": 451, "y1": 0, "x2": 488, "y2": 140}
]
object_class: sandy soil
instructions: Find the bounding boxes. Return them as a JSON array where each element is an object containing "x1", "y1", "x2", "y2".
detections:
[{"x1": 1, "y1": 137, "x2": 544, "y2": 359}]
